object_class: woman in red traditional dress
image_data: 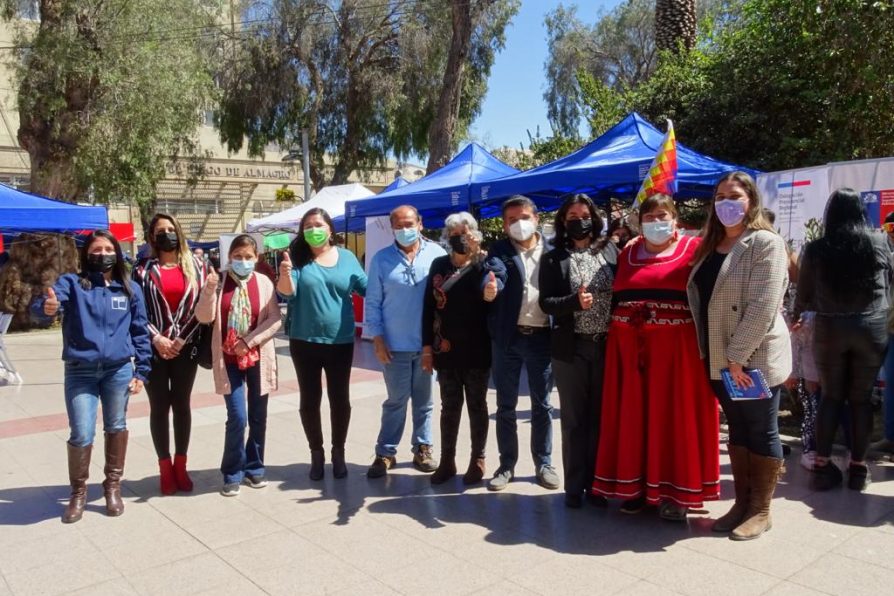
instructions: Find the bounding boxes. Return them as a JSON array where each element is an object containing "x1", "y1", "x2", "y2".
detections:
[{"x1": 592, "y1": 194, "x2": 720, "y2": 521}]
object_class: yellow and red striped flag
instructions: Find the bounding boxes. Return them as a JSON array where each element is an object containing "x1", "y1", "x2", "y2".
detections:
[{"x1": 635, "y1": 120, "x2": 678, "y2": 204}]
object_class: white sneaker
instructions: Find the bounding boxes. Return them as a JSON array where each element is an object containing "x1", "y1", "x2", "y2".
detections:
[
  {"x1": 220, "y1": 482, "x2": 241, "y2": 497},
  {"x1": 800, "y1": 451, "x2": 816, "y2": 471}
]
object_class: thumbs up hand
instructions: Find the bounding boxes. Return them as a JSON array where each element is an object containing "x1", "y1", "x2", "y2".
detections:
[
  {"x1": 44, "y1": 287, "x2": 60, "y2": 316},
  {"x1": 279, "y1": 251, "x2": 293, "y2": 278},
  {"x1": 578, "y1": 284, "x2": 593, "y2": 310},
  {"x1": 205, "y1": 269, "x2": 219, "y2": 291},
  {"x1": 483, "y1": 271, "x2": 498, "y2": 302}
]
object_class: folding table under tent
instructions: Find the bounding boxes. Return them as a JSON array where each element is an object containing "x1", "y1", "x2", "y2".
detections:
[
  {"x1": 472, "y1": 113, "x2": 761, "y2": 217},
  {"x1": 343, "y1": 143, "x2": 519, "y2": 232},
  {"x1": 246, "y1": 183, "x2": 375, "y2": 233}
]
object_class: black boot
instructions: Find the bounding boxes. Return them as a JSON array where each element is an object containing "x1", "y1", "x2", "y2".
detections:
[
  {"x1": 331, "y1": 448, "x2": 347, "y2": 479},
  {"x1": 309, "y1": 450, "x2": 325, "y2": 481}
]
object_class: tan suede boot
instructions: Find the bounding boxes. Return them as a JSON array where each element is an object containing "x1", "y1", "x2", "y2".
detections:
[
  {"x1": 430, "y1": 453, "x2": 457, "y2": 485},
  {"x1": 712, "y1": 445, "x2": 750, "y2": 532},
  {"x1": 102, "y1": 431, "x2": 128, "y2": 517},
  {"x1": 731, "y1": 453, "x2": 783, "y2": 541},
  {"x1": 62, "y1": 443, "x2": 92, "y2": 524}
]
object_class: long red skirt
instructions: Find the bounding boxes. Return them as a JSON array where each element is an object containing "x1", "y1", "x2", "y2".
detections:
[{"x1": 592, "y1": 319, "x2": 720, "y2": 507}]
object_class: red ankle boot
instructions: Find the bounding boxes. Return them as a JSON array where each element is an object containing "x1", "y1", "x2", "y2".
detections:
[
  {"x1": 173, "y1": 454, "x2": 193, "y2": 492},
  {"x1": 159, "y1": 457, "x2": 177, "y2": 495}
]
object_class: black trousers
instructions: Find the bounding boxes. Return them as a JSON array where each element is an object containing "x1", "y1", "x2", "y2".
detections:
[
  {"x1": 146, "y1": 350, "x2": 199, "y2": 459},
  {"x1": 813, "y1": 314, "x2": 887, "y2": 461},
  {"x1": 289, "y1": 339, "x2": 354, "y2": 452},
  {"x1": 711, "y1": 380, "x2": 783, "y2": 459},
  {"x1": 552, "y1": 336, "x2": 606, "y2": 497},
  {"x1": 436, "y1": 367, "x2": 490, "y2": 459}
]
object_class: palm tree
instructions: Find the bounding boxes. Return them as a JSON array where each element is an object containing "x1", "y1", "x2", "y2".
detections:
[{"x1": 655, "y1": 0, "x2": 696, "y2": 53}]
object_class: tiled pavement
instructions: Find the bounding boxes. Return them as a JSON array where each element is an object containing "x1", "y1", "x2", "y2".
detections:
[{"x1": 1, "y1": 329, "x2": 893, "y2": 595}]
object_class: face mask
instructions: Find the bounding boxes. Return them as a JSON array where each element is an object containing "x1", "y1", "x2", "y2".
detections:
[
  {"x1": 715, "y1": 199, "x2": 747, "y2": 228},
  {"x1": 509, "y1": 219, "x2": 537, "y2": 242},
  {"x1": 641, "y1": 220, "x2": 675, "y2": 245},
  {"x1": 155, "y1": 232, "x2": 179, "y2": 252},
  {"x1": 448, "y1": 235, "x2": 469, "y2": 254},
  {"x1": 230, "y1": 259, "x2": 255, "y2": 278},
  {"x1": 86, "y1": 253, "x2": 117, "y2": 273},
  {"x1": 304, "y1": 227, "x2": 329, "y2": 248},
  {"x1": 565, "y1": 218, "x2": 593, "y2": 241},
  {"x1": 394, "y1": 227, "x2": 419, "y2": 247}
]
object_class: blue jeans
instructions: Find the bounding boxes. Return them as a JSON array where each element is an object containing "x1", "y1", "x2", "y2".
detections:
[
  {"x1": 64, "y1": 360, "x2": 133, "y2": 447},
  {"x1": 375, "y1": 351, "x2": 434, "y2": 457},
  {"x1": 492, "y1": 331, "x2": 554, "y2": 470},
  {"x1": 221, "y1": 363, "x2": 268, "y2": 484},
  {"x1": 884, "y1": 335, "x2": 894, "y2": 440}
]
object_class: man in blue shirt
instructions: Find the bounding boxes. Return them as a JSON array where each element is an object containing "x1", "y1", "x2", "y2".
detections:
[{"x1": 366, "y1": 205, "x2": 447, "y2": 478}]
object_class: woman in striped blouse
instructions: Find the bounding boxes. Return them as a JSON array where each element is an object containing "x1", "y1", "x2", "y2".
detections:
[{"x1": 133, "y1": 214, "x2": 211, "y2": 495}]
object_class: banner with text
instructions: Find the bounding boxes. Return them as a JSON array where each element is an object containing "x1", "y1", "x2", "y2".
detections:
[{"x1": 758, "y1": 166, "x2": 830, "y2": 251}]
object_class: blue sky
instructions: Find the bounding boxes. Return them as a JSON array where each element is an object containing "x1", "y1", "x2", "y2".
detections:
[{"x1": 468, "y1": 0, "x2": 623, "y2": 150}]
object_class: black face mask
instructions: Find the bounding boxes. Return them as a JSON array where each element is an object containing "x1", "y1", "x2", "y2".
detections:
[
  {"x1": 155, "y1": 232, "x2": 179, "y2": 252},
  {"x1": 565, "y1": 218, "x2": 593, "y2": 240},
  {"x1": 448, "y1": 235, "x2": 469, "y2": 255},
  {"x1": 86, "y1": 253, "x2": 117, "y2": 273}
]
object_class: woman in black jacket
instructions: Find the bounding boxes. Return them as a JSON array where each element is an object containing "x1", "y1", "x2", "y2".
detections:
[
  {"x1": 794, "y1": 188, "x2": 891, "y2": 491},
  {"x1": 538, "y1": 194, "x2": 618, "y2": 508}
]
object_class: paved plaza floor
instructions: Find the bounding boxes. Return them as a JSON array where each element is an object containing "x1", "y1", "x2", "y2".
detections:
[{"x1": 1, "y1": 329, "x2": 894, "y2": 595}]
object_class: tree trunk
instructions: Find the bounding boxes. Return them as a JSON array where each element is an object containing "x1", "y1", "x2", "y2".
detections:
[
  {"x1": 655, "y1": 0, "x2": 696, "y2": 53},
  {"x1": 426, "y1": 0, "x2": 474, "y2": 174}
]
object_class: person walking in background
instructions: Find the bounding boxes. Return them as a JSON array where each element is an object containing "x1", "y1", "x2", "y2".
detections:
[
  {"x1": 279, "y1": 208, "x2": 367, "y2": 481},
  {"x1": 365, "y1": 205, "x2": 446, "y2": 478},
  {"x1": 133, "y1": 214, "x2": 210, "y2": 496},
  {"x1": 483, "y1": 195, "x2": 558, "y2": 492},
  {"x1": 422, "y1": 212, "x2": 494, "y2": 486},
  {"x1": 688, "y1": 171, "x2": 791, "y2": 541},
  {"x1": 37, "y1": 230, "x2": 152, "y2": 523},
  {"x1": 795, "y1": 188, "x2": 890, "y2": 491},
  {"x1": 539, "y1": 194, "x2": 619, "y2": 509},
  {"x1": 594, "y1": 195, "x2": 719, "y2": 521},
  {"x1": 197, "y1": 235, "x2": 282, "y2": 497}
]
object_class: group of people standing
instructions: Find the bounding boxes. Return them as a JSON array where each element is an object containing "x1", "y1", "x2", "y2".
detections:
[{"x1": 41, "y1": 171, "x2": 891, "y2": 544}]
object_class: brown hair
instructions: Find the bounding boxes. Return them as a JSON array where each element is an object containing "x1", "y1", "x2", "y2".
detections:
[
  {"x1": 148, "y1": 213, "x2": 197, "y2": 290},
  {"x1": 692, "y1": 171, "x2": 776, "y2": 264},
  {"x1": 228, "y1": 234, "x2": 258, "y2": 257},
  {"x1": 637, "y1": 194, "x2": 678, "y2": 224}
]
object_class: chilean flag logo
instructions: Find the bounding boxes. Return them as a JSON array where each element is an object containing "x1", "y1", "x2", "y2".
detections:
[{"x1": 777, "y1": 180, "x2": 812, "y2": 189}]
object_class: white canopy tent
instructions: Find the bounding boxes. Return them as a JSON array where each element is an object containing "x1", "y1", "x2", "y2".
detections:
[{"x1": 246, "y1": 183, "x2": 375, "y2": 232}]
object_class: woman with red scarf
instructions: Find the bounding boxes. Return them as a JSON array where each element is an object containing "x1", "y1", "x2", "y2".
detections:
[{"x1": 593, "y1": 195, "x2": 720, "y2": 521}]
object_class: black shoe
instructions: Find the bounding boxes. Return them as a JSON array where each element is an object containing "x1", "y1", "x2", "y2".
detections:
[
  {"x1": 620, "y1": 497, "x2": 646, "y2": 514},
  {"x1": 309, "y1": 450, "x2": 325, "y2": 481},
  {"x1": 332, "y1": 448, "x2": 347, "y2": 479},
  {"x1": 847, "y1": 463, "x2": 871, "y2": 491},
  {"x1": 564, "y1": 493, "x2": 583, "y2": 509},
  {"x1": 812, "y1": 460, "x2": 843, "y2": 491},
  {"x1": 587, "y1": 493, "x2": 608, "y2": 508}
]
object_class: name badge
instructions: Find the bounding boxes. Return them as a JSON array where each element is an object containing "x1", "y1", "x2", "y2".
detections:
[{"x1": 111, "y1": 296, "x2": 128, "y2": 311}]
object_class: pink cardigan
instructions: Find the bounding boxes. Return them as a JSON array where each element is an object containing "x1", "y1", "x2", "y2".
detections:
[{"x1": 196, "y1": 272, "x2": 282, "y2": 396}]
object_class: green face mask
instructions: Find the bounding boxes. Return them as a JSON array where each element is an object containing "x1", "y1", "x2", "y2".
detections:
[{"x1": 304, "y1": 226, "x2": 329, "y2": 248}]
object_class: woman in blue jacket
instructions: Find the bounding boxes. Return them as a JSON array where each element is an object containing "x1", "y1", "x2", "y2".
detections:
[{"x1": 37, "y1": 230, "x2": 153, "y2": 523}]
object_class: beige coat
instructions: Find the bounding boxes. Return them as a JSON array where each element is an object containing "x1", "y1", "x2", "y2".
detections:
[
  {"x1": 687, "y1": 229, "x2": 793, "y2": 387},
  {"x1": 196, "y1": 272, "x2": 282, "y2": 396}
]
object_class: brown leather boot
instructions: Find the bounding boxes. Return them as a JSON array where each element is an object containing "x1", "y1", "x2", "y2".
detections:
[
  {"x1": 462, "y1": 457, "x2": 486, "y2": 485},
  {"x1": 430, "y1": 453, "x2": 457, "y2": 485},
  {"x1": 62, "y1": 443, "x2": 92, "y2": 524},
  {"x1": 102, "y1": 431, "x2": 128, "y2": 517},
  {"x1": 712, "y1": 445, "x2": 750, "y2": 532},
  {"x1": 731, "y1": 453, "x2": 783, "y2": 541}
]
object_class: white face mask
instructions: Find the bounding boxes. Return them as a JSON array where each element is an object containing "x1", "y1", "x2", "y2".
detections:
[
  {"x1": 715, "y1": 199, "x2": 747, "y2": 228},
  {"x1": 641, "y1": 220, "x2": 675, "y2": 245},
  {"x1": 509, "y1": 219, "x2": 537, "y2": 242}
]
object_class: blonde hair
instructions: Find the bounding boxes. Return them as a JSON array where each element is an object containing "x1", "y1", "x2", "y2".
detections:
[
  {"x1": 148, "y1": 213, "x2": 198, "y2": 290},
  {"x1": 692, "y1": 171, "x2": 776, "y2": 264}
]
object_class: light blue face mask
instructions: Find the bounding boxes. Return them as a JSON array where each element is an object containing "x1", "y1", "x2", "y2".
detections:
[
  {"x1": 641, "y1": 220, "x2": 675, "y2": 244},
  {"x1": 231, "y1": 259, "x2": 256, "y2": 278},
  {"x1": 394, "y1": 227, "x2": 419, "y2": 247}
]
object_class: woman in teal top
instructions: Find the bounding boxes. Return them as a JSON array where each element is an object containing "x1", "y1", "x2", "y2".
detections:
[{"x1": 277, "y1": 208, "x2": 367, "y2": 481}]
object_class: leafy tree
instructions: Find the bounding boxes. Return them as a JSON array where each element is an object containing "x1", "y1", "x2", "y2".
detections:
[
  {"x1": 655, "y1": 0, "x2": 696, "y2": 52},
  {"x1": 0, "y1": 0, "x2": 219, "y2": 223},
  {"x1": 217, "y1": 0, "x2": 517, "y2": 187}
]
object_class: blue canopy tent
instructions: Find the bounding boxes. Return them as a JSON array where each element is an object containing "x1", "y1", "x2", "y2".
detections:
[
  {"x1": 382, "y1": 176, "x2": 411, "y2": 192},
  {"x1": 343, "y1": 143, "x2": 518, "y2": 232},
  {"x1": 0, "y1": 183, "x2": 109, "y2": 232},
  {"x1": 329, "y1": 177, "x2": 410, "y2": 231},
  {"x1": 472, "y1": 113, "x2": 761, "y2": 217}
]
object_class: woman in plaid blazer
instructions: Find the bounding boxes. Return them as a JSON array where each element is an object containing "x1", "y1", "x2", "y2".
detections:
[{"x1": 687, "y1": 171, "x2": 792, "y2": 541}]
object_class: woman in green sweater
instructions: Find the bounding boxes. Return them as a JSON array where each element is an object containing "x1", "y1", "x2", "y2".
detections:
[{"x1": 277, "y1": 208, "x2": 367, "y2": 481}]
